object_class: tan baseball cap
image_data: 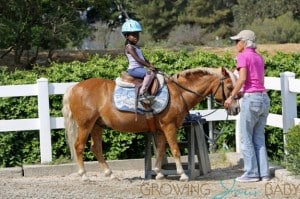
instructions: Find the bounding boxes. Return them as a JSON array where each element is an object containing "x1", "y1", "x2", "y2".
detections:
[{"x1": 230, "y1": 30, "x2": 256, "y2": 41}]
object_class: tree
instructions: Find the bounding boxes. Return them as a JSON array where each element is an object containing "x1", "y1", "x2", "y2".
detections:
[
  {"x1": 231, "y1": 0, "x2": 300, "y2": 44},
  {"x1": 0, "y1": 0, "x2": 43, "y2": 64},
  {"x1": 37, "y1": 1, "x2": 91, "y2": 60},
  {"x1": 0, "y1": 0, "x2": 116, "y2": 65},
  {"x1": 232, "y1": 0, "x2": 292, "y2": 29},
  {"x1": 287, "y1": 0, "x2": 300, "y2": 20},
  {"x1": 249, "y1": 12, "x2": 300, "y2": 43},
  {"x1": 178, "y1": 0, "x2": 237, "y2": 34},
  {"x1": 130, "y1": 0, "x2": 186, "y2": 41}
]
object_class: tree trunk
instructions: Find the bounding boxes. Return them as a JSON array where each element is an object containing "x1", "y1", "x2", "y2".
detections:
[
  {"x1": 14, "y1": 47, "x2": 23, "y2": 65},
  {"x1": 48, "y1": 48, "x2": 54, "y2": 60},
  {"x1": 0, "y1": 47, "x2": 13, "y2": 59}
]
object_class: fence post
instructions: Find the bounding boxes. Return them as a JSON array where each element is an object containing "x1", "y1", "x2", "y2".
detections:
[
  {"x1": 37, "y1": 78, "x2": 52, "y2": 163},
  {"x1": 207, "y1": 95, "x2": 215, "y2": 153},
  {"x1": 280, "y1": 72, "x2": 297, "y2": 153},
  {"x1": 280, "y1": 72, "x2": 297, "y2": 133}
]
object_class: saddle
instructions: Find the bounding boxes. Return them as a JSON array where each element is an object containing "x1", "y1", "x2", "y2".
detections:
[
  {"x1": 115, "y1": 71, "x2": 166, "y2": 132},
  {"x1": 120, "y1": 71, "x2": 164, "y2": 96}
]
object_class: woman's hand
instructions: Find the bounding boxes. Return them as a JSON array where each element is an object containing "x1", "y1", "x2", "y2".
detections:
[{"x1": 224, "y1": 97, "x2": 233, "y2": 108}]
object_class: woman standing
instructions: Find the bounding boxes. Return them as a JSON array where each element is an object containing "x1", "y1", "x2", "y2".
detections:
[{"x1": 224, "y1": 30, "x2": 271, "y2": 182}]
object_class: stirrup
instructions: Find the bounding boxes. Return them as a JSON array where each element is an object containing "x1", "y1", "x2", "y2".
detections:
[{"x1": 139, "y1": 93, "x2": 155, "y2": 104}]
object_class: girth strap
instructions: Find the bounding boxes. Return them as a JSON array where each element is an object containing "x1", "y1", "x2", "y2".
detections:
[{"x1": 145, "y1": 112, "x2": 156, "y2": 133}]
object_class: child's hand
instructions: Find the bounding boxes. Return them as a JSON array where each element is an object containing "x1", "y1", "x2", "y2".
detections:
[{"x1": 149, "y1": 65, "x2": 156, "y2": 71}]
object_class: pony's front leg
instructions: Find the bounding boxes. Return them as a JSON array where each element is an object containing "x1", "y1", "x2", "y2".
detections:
[
  {"x1": 173, "y1": 154, "x2": 189, "y2": 181},
  {"x1": 90, "y1": 126, "x2": 115, "y2": 179},
  {"x1": 164, "y1": 130, "x2": 189, "y2": 181},
  {"x1": 153, "y1": 133, "x2": 167, "y2": 180}
]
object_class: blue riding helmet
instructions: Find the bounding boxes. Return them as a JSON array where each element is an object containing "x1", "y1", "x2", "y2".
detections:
[{"x1": 121, "y1": 19, "x2": 142, "y2": 33}]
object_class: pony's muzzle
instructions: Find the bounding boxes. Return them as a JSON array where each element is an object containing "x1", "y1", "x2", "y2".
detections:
[{"x1": 226, "y1": 101, "x2": 240, "y2": 116}]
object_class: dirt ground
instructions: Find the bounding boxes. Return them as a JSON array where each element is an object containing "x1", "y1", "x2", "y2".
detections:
[
  {"x1": 0, "y1": 155, "x2": 299, "y2": 199},
  {"x1": 207, "y1": 43, "x2": 300, "y2": 56},
  {"x1": 0, "y1": 44, "x2": 299, "y2": 71}
]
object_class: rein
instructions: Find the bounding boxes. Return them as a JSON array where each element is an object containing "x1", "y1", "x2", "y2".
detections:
[
  {"x1": 158, "y1": 71, "x2": 203, "y2": 97},
  {"x1": 161, "y1": 72, "x2": 230, "y2": 118},
  {"x1": 168, "y1": 77, "x2": 204, "y2": 98},
  {"x1": 163, "y1": 74, "x2": 204, "y2": 98},
  {"x1": 167, "y1": 74, "x2": 228, "y2": 106}
]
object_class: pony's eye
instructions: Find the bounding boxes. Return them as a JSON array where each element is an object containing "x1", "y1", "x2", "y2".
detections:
[{"x1": 226, "y1": 84, "x2": 233, "y2": 90}]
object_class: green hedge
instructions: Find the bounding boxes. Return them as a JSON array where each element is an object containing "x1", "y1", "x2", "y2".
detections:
[
  {"x1": 286, "y1": 125, "x2": 300, "y2": 175},
  {"x1": 0, "y1": 48, "x2": 299, "y2": 167}
]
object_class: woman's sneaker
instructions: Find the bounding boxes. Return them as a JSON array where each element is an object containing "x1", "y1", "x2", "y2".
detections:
[
  {"x1": 236, "y1": 175, "x2": 260, "y2": 182},
  {"x1": 261, "y1": 176, "x2": 271, "y2": 181}
]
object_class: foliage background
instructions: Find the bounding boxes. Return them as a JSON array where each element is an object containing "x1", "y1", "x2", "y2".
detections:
[
  {"x1": 0, "y1": 48, "x2": 299, "y2": 167},
  {"x1": 286, "y1": 125, "x2": 300, "y2": 175},
  {"x1": 0, "y1": 0, "x2": 300, "y2": 67}
]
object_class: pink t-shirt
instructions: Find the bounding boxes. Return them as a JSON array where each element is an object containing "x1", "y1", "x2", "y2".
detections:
[{"x1": 236, "y1": 48, "x2": 266, "y2": 93}]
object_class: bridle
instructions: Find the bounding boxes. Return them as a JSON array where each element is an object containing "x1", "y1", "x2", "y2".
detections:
[
  {"x1": 169, "y1": 75, "x2": 229, "y2": 104},
  {"x1": 166, "y1": 74, "x2": 231, "y2": 117},
  {"x1": 211, "y1": 77, "x2": 228, "y2": 106},
  {"x1": 163, "y1": 72, "x2": 234, "y2": 148}
]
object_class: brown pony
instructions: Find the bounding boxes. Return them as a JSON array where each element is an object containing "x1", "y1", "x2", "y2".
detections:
[{"x1": 62, "y1": 67, "x2": 238, "y2": 181}]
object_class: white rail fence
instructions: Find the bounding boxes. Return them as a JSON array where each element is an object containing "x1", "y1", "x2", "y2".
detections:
[{"x1": 0, "y1": 72, "x2": 299, "y2": 163}]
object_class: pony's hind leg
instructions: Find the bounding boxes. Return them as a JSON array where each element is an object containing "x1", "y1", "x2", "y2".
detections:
[
  {"x1": 75, "y1": 126, "x2": 91, "y2": 180},
  {"x1": 90, "y1": 124, "x2": 114, "y2": 179}
]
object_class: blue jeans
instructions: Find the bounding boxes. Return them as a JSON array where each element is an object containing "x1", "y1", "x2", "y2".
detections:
[
  {"x1": 128, "y1": 67, "x2": 147, "y2": 79},
  {"x1": 239, "y1": 92, "x2": 270, "y2": 178}
]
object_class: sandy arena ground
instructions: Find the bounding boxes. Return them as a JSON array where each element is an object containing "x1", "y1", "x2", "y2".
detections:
[{"x1": 0, "y1": 155, "x2": 299, "y2": 199}]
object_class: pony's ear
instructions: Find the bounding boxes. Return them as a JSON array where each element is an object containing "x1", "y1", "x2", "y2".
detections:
[{"x1": 221, "y1": 67, "x2": 229, "y2": 77}]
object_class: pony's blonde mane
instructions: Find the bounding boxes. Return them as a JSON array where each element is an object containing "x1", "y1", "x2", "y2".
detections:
[
  {"x1": 173, "y1": 67, "x2": 237, "y2": 86},
  {"x1": 224, "y1": 68, "x2": 237, "y2": 86},
  {"x1": 174, "y1": 67, "x2": 223, "y2": 78}
]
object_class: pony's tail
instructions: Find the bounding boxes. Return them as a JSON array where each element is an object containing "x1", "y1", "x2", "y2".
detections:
[{"x1": 62, "y1": 85, "x2": 78, "y2": 162}]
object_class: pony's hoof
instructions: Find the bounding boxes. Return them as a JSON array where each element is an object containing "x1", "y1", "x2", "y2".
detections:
[
  {"x1": 78, "y1": 169, "x2": 86, "y2": 176},
  {"x1": 81, "y1": 175, "x2": 90, "y2": 182},
  {"x1": 179, "y1": 173, "x2": 189, "y2": 181},
  {"x1": 154, "y1": 167, "x2": 160, "y2": 173},
  {"x1": 110, "y1": 174, "x2": 118, "y2": 180},
  {"x1": 155, "y1": 173, "x2": 165, "y2": 180},
  {"x1": 104, "y1": 169, "x2": 112, "y2": 177}
]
